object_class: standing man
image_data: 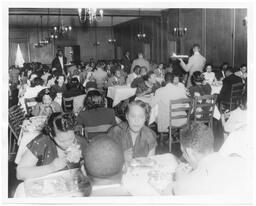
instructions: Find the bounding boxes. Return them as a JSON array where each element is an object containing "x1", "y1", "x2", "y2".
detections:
[
  {"x1": 130, "y1": 52, "x2": 150, "y2": 74},
  {"x1": 51, "y1": 49, "x2": 67, "y2": 75},
  {"x1": 179, "y1": 44, "x2": 206, "y2": 87},
  {"x1": 122, "y1": 50, "x2": 132, "y2": 74}
]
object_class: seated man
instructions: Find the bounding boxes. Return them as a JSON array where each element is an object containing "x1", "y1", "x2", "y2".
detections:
[
  {"x1": 173, "y1": 122, "x2": 251, "y2": 196},
  {"x1": 218, "y1": 66, "x2": 243, "y2": 107},
  {"x1": 153, "y1": 72, "x2": 188, "y2": 132},
  {"x1": 82, "y1": 134, "x2": 130, "y2": 196},
  {"x1": 235, "y1": 64, "x2": 247, "y2": 83}
]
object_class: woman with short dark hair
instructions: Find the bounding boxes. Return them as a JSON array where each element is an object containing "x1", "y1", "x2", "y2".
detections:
[
  {"x1": 136, "y1": 71, "x2": 161, "y2": 97},
  {"x1": 76, "y1": 90, "x2": 116, "y2": 139},
  {"x1": 51, "y1": 74, "x2": 67, "y2": 94},
  {"x1": 63, "y1": 77, "x2": 85, "y2": 98},
  {"x1": 32, "y1": 88, "x2": 62, "y2": 117},
  {"x1": 16, "y1": 112, "x2": 88, "y2": 180}
]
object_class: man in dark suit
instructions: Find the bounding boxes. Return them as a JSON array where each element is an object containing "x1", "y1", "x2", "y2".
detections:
[
  {"x1": 218, "y1": 67, "x2": 243, "y2": 105},
  {"x1": 215, "y1": 62, "x2": 229, "y2": 81},
  {"x1": 122, "y1": 50, "x2": 131, "y2": 74},
  {"x1": 51, "y1": 50, "x2": 67, "y2": 75}
]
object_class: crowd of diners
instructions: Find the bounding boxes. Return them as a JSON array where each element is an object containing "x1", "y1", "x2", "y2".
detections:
[{"x1": 9, "y1": 44, "x2": 250, "y2": 196}]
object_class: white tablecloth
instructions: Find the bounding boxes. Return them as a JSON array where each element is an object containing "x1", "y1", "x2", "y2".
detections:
[
  {"x1": 211, "y1": 84, "x2": 222, "y2": 94},
  {"x1": 122, "y1": 154, "x2": 178, "y2": 196},
  {"x1": 107, "y1": 86, "x2": 136, "y2": 107},
  {"x1": 15, "y1": 121, "x2": 41, "y2": 165}
]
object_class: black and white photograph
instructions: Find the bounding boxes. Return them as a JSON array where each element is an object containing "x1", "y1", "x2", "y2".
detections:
[{"x1": 1, "y1": 0, "x2": 255, "y2": 205}]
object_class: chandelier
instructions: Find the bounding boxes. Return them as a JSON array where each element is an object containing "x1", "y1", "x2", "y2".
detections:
[
  {"x1": 51, "y1": 9, "x2": 72, "y2": 39},
  {"x1": 35, "y1": 16, "x2": 49, "y2": 48},
  {"x1": 108, "y1": 16, "x2": 116, "y2": 44},
  {"x1": 78, "y1": 8, "x2": 103, "y2": 24},
  {"x1": 173, "y1": 27, "x2": 187, "y2": 36},
  {"x1": 136, "y1": 9, "x2": 147, "y2": 41},
  {"x1": 173, "y1": 9, "x2": 187, "y2": 37}
]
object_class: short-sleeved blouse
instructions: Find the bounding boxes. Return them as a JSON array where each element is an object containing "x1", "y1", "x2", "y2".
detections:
[
  {"x1": 107, "y1": 121, "x2": 157, "y2": 158},
  {"x1": 26, "y1": 134, "x2": 88, "y2": 169}
]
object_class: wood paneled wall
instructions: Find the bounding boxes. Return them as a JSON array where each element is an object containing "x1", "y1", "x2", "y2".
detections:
[
  {"x1": 114, "y1": 17, "x2": 162, "y2": 63},
  {"x1": 114, "y1": 8, "x2": 247, "y2": 68},
  {"x1": 9, "y1": 26, "x2": 115, "y2": 66}
]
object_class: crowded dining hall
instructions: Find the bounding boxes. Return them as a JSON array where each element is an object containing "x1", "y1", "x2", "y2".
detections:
[{"x1": 7, "y1": 7, "x2": 252, "y2": 199}]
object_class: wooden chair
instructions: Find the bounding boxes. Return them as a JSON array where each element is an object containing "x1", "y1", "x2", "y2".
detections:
[
  {"x1": 220, "y1": 82, "x2": 244, "y2": 112},
  {"x1": 193, "y1": 94, "x2": 217, "y2": 128},
  {"x1": 24, "y1": 97, "x2": 37, "y2": 116},
  {"x1": 62, "y1": 96, "x2": 74, "y2": 112},
  {"x1": 8, "y1": 105, "x2": 26, "y2": 160},
  {"x1": 84, "y1": 124, "x2": 113, "y2": 142},
  {"x1": 168, "y1": 98, "x2": 193, "y2": 152}
]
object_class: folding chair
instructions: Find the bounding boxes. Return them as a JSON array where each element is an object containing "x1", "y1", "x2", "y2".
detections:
[
  {"x1": 24, "y1": 97, "x2": 37, "y2": 116},
  {"x1": 8, "y1": 105, "x2": 26, "y2": 160}
]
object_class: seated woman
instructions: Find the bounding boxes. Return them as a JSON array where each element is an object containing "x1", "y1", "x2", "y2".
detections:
[
  {"x1": 50, "y1": 74, "x2": 67, "y2": 94},
  {"x1": 202, "y1": 63, "x2": 216, "y2": 85},
  {"x1": 136, "y1": 71, "x2": 161, "y2": 97},
  {"x1": 16, "y1": 112, "x2": 88, "y2": 180},
  {"x1": 107, "y1": 100, "x2": 157, "y2": 162},
  {"x1": 32, "y1": 88, "x2": 62, "y2": 117},
  {"x1": 63, "y1": 77, "x2": 85, "y2": 98},
  {"x1": 188, "y1": 71, "x2": 212, "y2": 98},
  {"x1": 131, "y1": 66, "x2": 147, "y2": 88},
  {"x1": 76, "y1": 90, "x2": 116, "y2": 139},
  {"x1": 107, "y1": 68, "x2": 126, "y2": 87},
  {"x1": 126, "y1": 65, "x2": 141, "y2": 86}
]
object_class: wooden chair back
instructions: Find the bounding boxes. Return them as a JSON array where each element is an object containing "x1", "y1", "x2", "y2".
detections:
[
  {"x1": 193, "y1": 94, "x2": 217, "y2": 128},
  {"x1": 62, "y1": 96, "x2": 74, "y2": 112},
  {"x1": 84, "y1": 124, "x2": 113, "y2": 142},
  {"x1": 168, "y1": 98, "x2": 192, "y2": 152},
  {"x1": 220, "y1": 82, "x2": 244, "y2": 112}
]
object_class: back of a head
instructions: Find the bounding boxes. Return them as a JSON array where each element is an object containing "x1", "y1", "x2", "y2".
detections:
[
  {"x1": 95, "y1": 61, "x2": 105, "y2": 70},
  {"x1": 83, "y1": 134, "x2": 124, "y2": 178},
  {"x1": 164, "y1": 72, "x2": 174, "y2": 83},
  {"x1": 84, "y1": 90, "x2": 105, "y2": 110},
  {"x1": 192, "y1": 44, "x2": 200, "y2": 52},
  {"x1": 191, "y1": 71, "x2": 203, "y2": 85},
  {"x1": 138, "y1": 52, "x2": 143, "y2": 58},
  {"x1": 69, "y1": 77, "x2": 79, "y2": 89},
  {"x1": 143, "y1": 70, "x2": 154, "y2": 81},
  {"x1": 31, "y1": 77, "x2": 43, "y2": 87},
  {"x1": 180, "y1": 122, "x2": 214, "y2": 154},
  {"x1": 225, "y1": 66, "x2": 234, "y2": 76}
]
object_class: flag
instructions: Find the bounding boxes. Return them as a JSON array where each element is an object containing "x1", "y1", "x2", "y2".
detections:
[{"x1": 15, "y1": 44, "x2": 25, "y2": 68}]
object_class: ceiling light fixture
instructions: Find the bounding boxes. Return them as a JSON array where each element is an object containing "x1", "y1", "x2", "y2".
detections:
[{"x1": 78, "y1": 8, "x2": 103, "y2": 24}]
